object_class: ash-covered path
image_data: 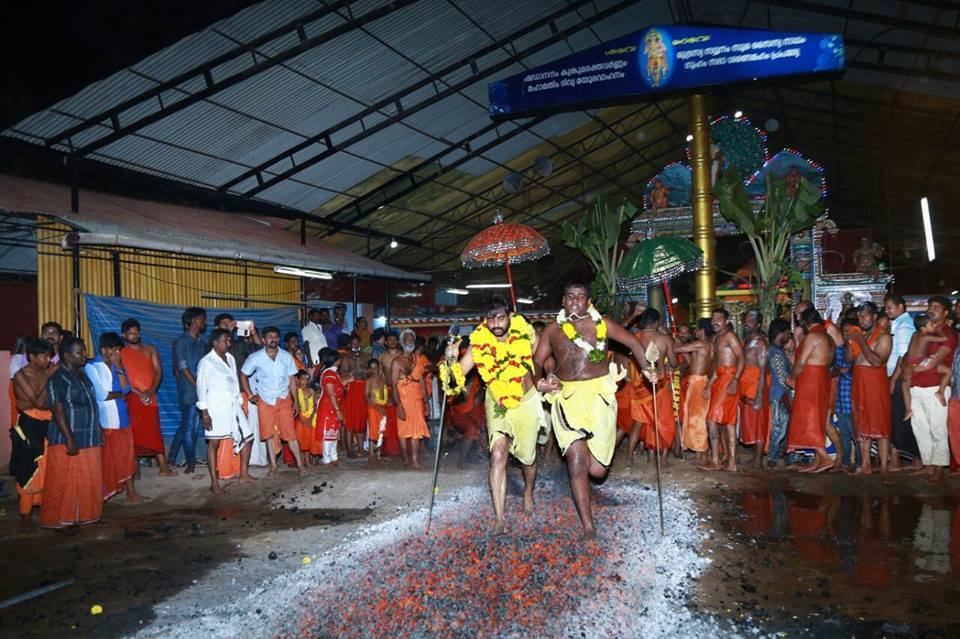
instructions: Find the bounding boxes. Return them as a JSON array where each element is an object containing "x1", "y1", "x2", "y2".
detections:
[{"x1": 140, "y1": 481, "x2": 733, "y2": 638}]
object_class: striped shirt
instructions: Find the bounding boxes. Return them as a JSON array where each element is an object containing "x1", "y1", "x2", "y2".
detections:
[{"x1": 46, "y1": 365, "x2": 101, "y2": 448}]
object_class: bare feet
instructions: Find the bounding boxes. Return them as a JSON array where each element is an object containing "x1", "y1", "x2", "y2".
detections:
[
  {"x1": 158, "y1": 469, "x2": 178, "y2": 477},
  {"x1": 696, "y1": 461, "x2": 723, "y2": 471},
  {"x1": 210, "y1": 484, "x2": 226, "y2": 495},
  {"x1": 581, "y1": 527, "x2": 597, "y2": 541},
  {"x1": 238, "y1": 473, "x2": 257, "y2": 483},
  {"x1": 927, "y1": 468, "x2": 944, "y2": 484},
  {"x1": 266, "y1": 468, "x2": 277, "y2": 478},
  {"x1": 523, "y1": 494, "x2": 534, "y2": 515},
  {"x1": 126, "y1": 493, "x2": 144, "y2": 504},
  {"x1": 184, "y1": 464, "x2": 195, "y2": 475},
  {"x1": 494, "y1": 520, "x2": 507, "y2": 535},
  {"x1": 722, "y1": 462, "x2": 738, "y2": 472}
]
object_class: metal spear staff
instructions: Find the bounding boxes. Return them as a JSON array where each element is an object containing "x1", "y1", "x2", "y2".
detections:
[
  {"x1": 645, "y1": 340, "x2": 665, "y2": 536},
  {"x1": 426, "y1": 321, "x2": 461, "y2": 534}
]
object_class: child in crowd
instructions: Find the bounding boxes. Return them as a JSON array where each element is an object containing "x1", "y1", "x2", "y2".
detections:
[
  {"x1": 315, "y1": 348, "x2": 344, "y2": 466},
  {"x1": 900, "y1": 314, "x2": 951, "y2": 418},
  {"x1": 836, "y1": 319, "x2": 862, "y2": 469},
  {"x1": 364, "y1": 359, "x2": 389, "y2": 463},
  {"x1": 295, "y1": 370, "x2": 316, "y2": 466}
]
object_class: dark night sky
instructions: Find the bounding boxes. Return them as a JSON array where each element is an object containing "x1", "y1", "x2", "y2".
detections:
[{"x1": 0, "y1": 1, "x2": 260, "y2": 131}]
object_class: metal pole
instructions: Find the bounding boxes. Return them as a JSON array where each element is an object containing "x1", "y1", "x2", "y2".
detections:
[
  {"x1": 689, "y1": 94, "x2": 716, "y2": 319},
  {"x1": 352, "y1": 276, "x2": 358, "y2": 330},
  {"x1": 426, "y1": 392, "x2": 449, "y2": 534}
]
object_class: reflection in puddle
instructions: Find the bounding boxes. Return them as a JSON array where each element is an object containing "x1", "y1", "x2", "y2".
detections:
[{"x1": 736, "y1": 490, "x2": 960, "y2": 586}]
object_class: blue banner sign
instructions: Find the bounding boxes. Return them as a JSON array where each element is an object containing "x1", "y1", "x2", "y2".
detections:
[{"x1": 489, "y1": 25, "x2": 843, "y2": 118}]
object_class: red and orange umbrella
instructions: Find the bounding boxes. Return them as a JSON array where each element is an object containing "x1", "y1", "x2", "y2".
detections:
[{"x1": 460, "y1": 211, "x2": 550, "y2": 306}]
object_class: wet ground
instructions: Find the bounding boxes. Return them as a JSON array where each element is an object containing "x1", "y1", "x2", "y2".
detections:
[
  {"x1": 694, "y1": 470, "x2": 960, "y2": 638},
  {"x1": 1, "y1": 452, "x2": 959, "y2": 637}
]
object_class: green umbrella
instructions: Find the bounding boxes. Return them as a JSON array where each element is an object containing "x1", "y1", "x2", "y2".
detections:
[{"x1": 617, "y1": 236, "x2": 703, "y2": 292}]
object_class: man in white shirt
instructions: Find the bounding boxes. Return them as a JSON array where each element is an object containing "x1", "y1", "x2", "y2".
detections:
[
  {"x1": 84, "y1": 332, "x2": 141, "y2": 503},
  {"x1": 197, "y1": 328, "x2": 256, "y2": 494},
  {"x1": 884, "y1": 293, "x2": 921, "y2": 470},
  {"x1": 240, "y1": 326, "x2": 304, "y2": 477},
  {"x1": 301, "y1": 308, "x2": 327, "y2": 369}
]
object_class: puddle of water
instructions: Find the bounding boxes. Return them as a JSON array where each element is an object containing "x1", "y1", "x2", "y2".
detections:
[{"x1": 714, "y1": 488, "x2": 960, "y2": 633}]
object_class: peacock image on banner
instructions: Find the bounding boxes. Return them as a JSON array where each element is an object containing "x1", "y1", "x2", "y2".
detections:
[{"x1": 489, "y1": 25, "x2": 844, "y2": 119}]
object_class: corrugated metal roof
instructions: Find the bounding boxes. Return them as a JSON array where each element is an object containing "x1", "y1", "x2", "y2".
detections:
[{"x1": 0, "y1": 174, "x2": 429, "y2": 282}]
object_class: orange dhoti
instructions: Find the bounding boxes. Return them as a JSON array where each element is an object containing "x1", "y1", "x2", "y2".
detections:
[
  {"x1": 852, "y1": 365, "x2": 891, "y2": 439},
  {"x1": 382, "y1": 404, "x2": 401, "y2": 456},
  {"x1": 258, "y1": 396, "x2": 297, "y2": 443},
  {"x1": 101, "y1": 428, "x2": 136, "y2": 500},
  {"x1": 787, "y1": 364, "x2": 830, "y2": 452},
  {"x1": 297, "y1": 415, "x2": 316, "y2": 455},
  {"x1": 40, "y1": 445, "x2": 102, "y2": 529},
  {"x1": 368, "y1": 406, "x2": 386, "y2": 444},
  {"x1": 397, "y1": 378, "x2": 429, "y2": 440},
  {"x1": 739, "y1": 366, "x2": 771, "y2": 446},
  {"x1": 343, "y1": 380, "x2": 367, "y2": 434},
  {"x1": 121, "y1": 346, "x2": 165, "y2": 456},
  {"x1": 639, "y1": 379, "x2": 675, "y2": 451},
  {"x1": 683, "y1": 374, "x2": 709, "y2": 452},
  {"x1": 708, "y1": 366, "x2": 740, "y2": 427}
]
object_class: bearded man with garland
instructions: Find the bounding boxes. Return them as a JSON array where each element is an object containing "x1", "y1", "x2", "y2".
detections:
[
  {"x1": 444, "y1": 295, "x2": 544, "y2": 534},
  {"x1": 534, "y1": 282, "x2": 654, "y2": 540}
]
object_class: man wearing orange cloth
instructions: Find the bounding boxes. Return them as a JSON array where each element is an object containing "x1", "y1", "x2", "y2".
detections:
[
  {"x1": 240, "y1": 326, "x2": 305, "y2": 477},
  {"x1": 740, "y1": 310, "x2": 770, "y2": 467},
  {"x1": 11, "y1": 338, "x2": 53, "y2": 527},
  {"x1": 632, "y1": 309, "x2": 678, "y2": 462},
  {"x1": 378, "y1": 331, "x2": 403, "y2": 457},
  {"x1": 703, "y1": 308, "x2": 744, "y2": 472},
  {"x1": 340, "y1": 333, "x2": 368, "y2": 458},
  {"x1": 787, "y1": 306, "x2": 836, "y2": 473},
  {"x1": 120, "y1": 318, "x2": 175, "y2": 476},
  {"x1": 85, "y1": 332, "x2": 141, "y2": 503},
  {"x1": 675, "y1": 318, "x2": 715, "y2": 464},
  {"x1": 794, "y1": 300, "x2": 845, "y2": 464},
  {"x1": 41, "y1": 337, "x2": 103, "y2": 531},
  {"x1": 391, "y1": 329, "x2": 430, "y2": 469},
  {"x1": 847, "y1": 301, "x2": 892, "y2": 475}
]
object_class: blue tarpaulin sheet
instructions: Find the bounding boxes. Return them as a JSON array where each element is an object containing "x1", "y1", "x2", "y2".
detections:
[{"x1": 84, "y1": 294, "x2": 300, "y2": 437}]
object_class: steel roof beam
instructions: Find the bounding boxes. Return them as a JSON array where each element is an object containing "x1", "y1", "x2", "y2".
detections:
[
  {"x1": 384, "y1": 101, "x2": 684, "y2": 261},
  {"x1": 231, "y1": 0, "x2": 638, "y2": 198},
  {"x1": 756, "y1": 0, "x2": 960, "y2": 41},
  {"x1": 397, "y1": 122, "x2": 683, "y2": 268},
  {"x1": 65, "y1": 0, "x2": 424, "y2": 159},
  {"x1": 47, "y1": 0, "x2": 382, "y2": 150}
]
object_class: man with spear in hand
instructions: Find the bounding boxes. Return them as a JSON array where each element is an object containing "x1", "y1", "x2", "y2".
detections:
[
  {"x1": 443, "y1": 295, "x2": 544, "y2": 534},
  {"x1": 534, "y1": 282, "x2": 655, "y2": 541}
]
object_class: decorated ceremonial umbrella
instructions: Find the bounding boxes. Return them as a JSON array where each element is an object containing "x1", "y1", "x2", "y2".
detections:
[
  {"x1": 460, "y1": 210, "x2": 550, "y2": 306},
  {"x1": 617, "y1": 234, "x2": 703, "y2": 331}
]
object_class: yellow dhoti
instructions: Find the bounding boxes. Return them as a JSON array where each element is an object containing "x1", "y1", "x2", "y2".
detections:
[
  {"x1": 486, "y1": 387, "x2": 543, "y2": 466},
  {"x1": 546, "y1": 374, "x2": 618, "y2": 466}
]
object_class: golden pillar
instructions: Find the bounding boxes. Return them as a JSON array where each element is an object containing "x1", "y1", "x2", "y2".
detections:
[{"x1": 689, "y1": 93, "x2": 716, "y2": 319}]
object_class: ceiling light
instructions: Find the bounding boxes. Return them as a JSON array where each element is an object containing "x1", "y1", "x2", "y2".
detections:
[
  {"x1": 516, "y1": 297, "x2": 534, "y2": 304},
  {"x1": 274, "y1": 266, "x2": 332, "y2": 280},
  {"x1": 734, "y1": 110, "x2": 743, "y2": 118},
  {"x1": 445, "y1": 288, "x2": 469, "y2": 295},
  {"x1": 396, "y1": 291, "x2": 422, "y2": 298},
  {"x1": 390, "y1": 237, "x2": 398, "y2": 249},
  {"x1": 466, "y1": 283, "x2": 512, "y2": 289},
  {"x1": 671, "y1": 297, "x2": 679, "y2": 304},
  {"x1": 921, "y1": 197, "x2": 935, "y2": 261},
  {"x1": 951, "y1": 290, "x2": 958, "y2": 296},
  {"x1": 685, "y1": 134, "x2": 693, "y2": 142},
  {"x1": 377, "y1": 315, "x2": 387, "y2": 322}
]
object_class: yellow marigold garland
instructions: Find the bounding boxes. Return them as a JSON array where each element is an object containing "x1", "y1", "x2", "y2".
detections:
[
  {"x1": 470, "y1": 315, "x2": 534, "y2": 415},
  {"x1": 439, "y1": 360, "x2": 466, "y2": 396},
  {"x1": 558, "y1": 305, "x2": 607, "y2": 363}
]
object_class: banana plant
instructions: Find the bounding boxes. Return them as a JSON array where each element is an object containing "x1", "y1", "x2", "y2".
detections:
[
  {"x1": 561, "y1": 193, "x2": 637, "y2": 313},
  {"x1": 713, "y1": 167, "x2": 824, "y2": 322}
]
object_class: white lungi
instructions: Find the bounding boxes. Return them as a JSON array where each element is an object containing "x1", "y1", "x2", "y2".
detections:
[{"x1": 909, "y1": 386, "x2": 951, "y2": 466}]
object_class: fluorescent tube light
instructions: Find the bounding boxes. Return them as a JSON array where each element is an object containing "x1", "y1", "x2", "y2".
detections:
[
  {"x1": 466, "y1": 283, "x2": 512, "y2": 289},
  {"x1": 274, "y1": 266, "x2": 332, "y2": 280},
  {"x1": 921, "y1": 197, "x2": 935, "y2": 261},
  {"x1": 445, "y1": 288, "x2": 469, "y2": 295},
  {"x1": 516, "y1": 297, "x2": 534, "y2": 304}
]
